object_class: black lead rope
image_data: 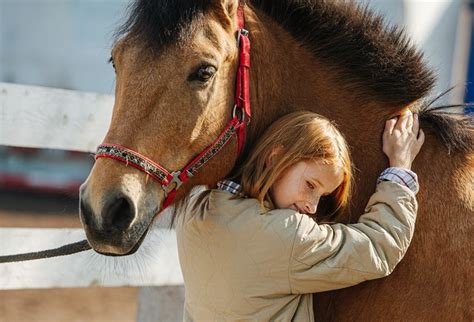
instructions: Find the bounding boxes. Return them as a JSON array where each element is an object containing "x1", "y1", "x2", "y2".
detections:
[{"x1": 0, "y1": 240, "x2": 91, "y2": 263}]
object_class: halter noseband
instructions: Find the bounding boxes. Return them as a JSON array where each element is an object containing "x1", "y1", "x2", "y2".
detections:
[{"x1": 95, "y1": 4, "x2": 251, "y2": 209}]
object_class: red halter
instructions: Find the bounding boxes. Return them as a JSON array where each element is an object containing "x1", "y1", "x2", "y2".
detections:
[{"x1": 96, "y1": 4, "x2": 251, "y2": 209}]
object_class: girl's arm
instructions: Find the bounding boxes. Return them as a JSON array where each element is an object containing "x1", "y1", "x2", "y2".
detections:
[
  {"x1": 289, "y1": 111, "x2": 424, "y2": 294},
  {"x1": 289, "y1": 180, "x2": 416, "y2": 293}
]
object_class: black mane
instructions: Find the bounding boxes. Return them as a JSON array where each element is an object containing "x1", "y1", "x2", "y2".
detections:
[
  {"x1": 418, "y1": 90, "x2": 473, "y2": 155},
  {"x1": 115, "y1": 0, "x2": 214, "y2": 50},
  {"x1": 116, "y1": 0, "x2": 471, "y2": 154},
  {"x1": 250, "y1": 0, "x2": 436, "y2": 106},
  {"x1": 117, "y1": 0, "x2": 435, "y2": 106}
]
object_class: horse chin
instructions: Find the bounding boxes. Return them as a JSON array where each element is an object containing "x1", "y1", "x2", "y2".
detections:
[
  {"x1": 84, "y1": 208, "x2": 155, "y2": 256},
  {"x1": 94, "y1": 227, "x2": 149, "y2": 257}
]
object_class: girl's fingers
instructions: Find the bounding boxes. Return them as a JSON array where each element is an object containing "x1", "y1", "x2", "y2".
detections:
[
  {"x1": 396, "y1": 111, "x2": 409, "y2": 131},
  {"x1": 413, "y1": 113, "x2": 420, "y2": 134},
  {"x1": 417, "y1": 129, "x2": 425, "y2": 146},
  {"x1": 385, "y1": 118, "x2": 397, "y2": 136},
  {"x1": 406, "y1": 111, "x2": 414, "y2": 130}
]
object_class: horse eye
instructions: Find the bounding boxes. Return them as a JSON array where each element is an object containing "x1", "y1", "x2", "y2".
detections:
[
  {"x1": 190, "y1": 65, "x2": 217, "y2": 83},
  {"x1": 108, "y1": 56, "x2": 116, "y2": 72}
]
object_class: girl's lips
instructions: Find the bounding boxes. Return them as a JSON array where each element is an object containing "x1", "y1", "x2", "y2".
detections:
[{"x1": 293, "y1": 204, "x2": 304, "y2": 213}]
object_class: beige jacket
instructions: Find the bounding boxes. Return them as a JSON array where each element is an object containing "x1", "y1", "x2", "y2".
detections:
[{"x1": 176, "y1": 181, "x2": 417, "y2": 322}]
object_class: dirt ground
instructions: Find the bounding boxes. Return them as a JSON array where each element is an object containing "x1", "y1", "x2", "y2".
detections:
[{"x1": 0, "y1": 189, "x2": 139, "y2": 322}]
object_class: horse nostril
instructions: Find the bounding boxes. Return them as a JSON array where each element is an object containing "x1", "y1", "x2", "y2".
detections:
[
  {"x1": 80, "y1": 198, "x2": 94, "y2": 227},
  {"x1": 103, "y1": 196, "x2": 136, "y2": 231}
]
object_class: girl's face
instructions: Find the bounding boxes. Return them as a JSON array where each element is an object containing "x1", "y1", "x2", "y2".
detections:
[{"x1": 270, "y1": 160, "x2": 344, "y2": 215}]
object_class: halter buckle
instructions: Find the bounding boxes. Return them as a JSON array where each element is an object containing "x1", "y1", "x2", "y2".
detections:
[
  {"x1": 237, "y1": 28, "x2": 249, "y2": 47},
  {"x1": 163, "y1": 171, "x2": 183, "y2": 194}
]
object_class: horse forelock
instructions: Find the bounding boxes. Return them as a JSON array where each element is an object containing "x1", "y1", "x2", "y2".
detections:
[
  {"x1": 249, "y1": 0, "x2": 436, "y2": 106},
  {"x1": 114, "y1": 0, "x2": 216, "y2": 51}
]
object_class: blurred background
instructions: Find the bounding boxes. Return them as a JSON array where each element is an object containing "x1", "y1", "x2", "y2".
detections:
[
  {"x1": 0, "y1": 0, "x2": 473, "y2": 321},
  {"x1": 0, "y1": 0, "x2": 127, "y2": 196}
]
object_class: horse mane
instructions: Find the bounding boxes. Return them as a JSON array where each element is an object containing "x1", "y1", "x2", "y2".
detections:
[
  {"x1": 114, "y1": 0, "x2": 214, "y2": 50},
  {"x1": 249, "y1": 0, "x2": 436, "y2": 106},
  {"x1": 117, "y1": 0, "x2": 434, "y2": 106},
  {"x1": 418, "y1": 89, "x2": 474, "y2": 154},
  {"x1": 249, "y1": 0, "x2": 473, "y2": 154},
  {"x1": 115, "y1": 0, "x2": 471, "y2": 154}
]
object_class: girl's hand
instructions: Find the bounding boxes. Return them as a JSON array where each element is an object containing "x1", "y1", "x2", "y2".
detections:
[{"x1": 382, "y1": 110, "x2": 425, "y2": 170}]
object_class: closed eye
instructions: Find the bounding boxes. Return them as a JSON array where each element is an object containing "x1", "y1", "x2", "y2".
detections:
[{"x1": 306, "y1": 181, "x2": 315, "y2": 190}]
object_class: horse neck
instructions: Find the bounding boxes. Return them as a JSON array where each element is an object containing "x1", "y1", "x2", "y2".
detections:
[
  {"x1": 246, "y1": 7, "x2": 405, "y2": 132},
  {"x1": 245, "y1": 8, "x2": 409, "y2": 216}
]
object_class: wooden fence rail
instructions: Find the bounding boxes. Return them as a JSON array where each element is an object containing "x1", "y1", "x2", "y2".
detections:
[
  {"x1": 0, "y1": 82, "x2": 184, "y2": 321},
  {"x1": 0, "y1": 82, "x2": 113, "y2": 152}
]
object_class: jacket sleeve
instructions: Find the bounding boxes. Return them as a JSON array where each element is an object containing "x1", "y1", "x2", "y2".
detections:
[{"x1": 289, "y1": 181, "x2": 417, "y2": 294}]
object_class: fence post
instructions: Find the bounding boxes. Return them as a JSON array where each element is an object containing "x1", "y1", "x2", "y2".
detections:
[{"x1": 137, "y1": 286, "x2": 185, "y2": 322}]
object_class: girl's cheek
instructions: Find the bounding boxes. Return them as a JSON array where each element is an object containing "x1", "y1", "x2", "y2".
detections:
[{"x1": 301, "y1": 187, "x2": 311, "y2": 200}]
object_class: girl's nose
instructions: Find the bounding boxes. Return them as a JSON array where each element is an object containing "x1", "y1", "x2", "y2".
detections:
[{"x1": 304, "y1": 200, "x2": 318, "y2": 215}]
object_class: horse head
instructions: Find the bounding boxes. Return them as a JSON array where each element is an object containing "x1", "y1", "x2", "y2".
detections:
[{"x1": 80, "y1": 0, "x2": 244, "y2": 255}]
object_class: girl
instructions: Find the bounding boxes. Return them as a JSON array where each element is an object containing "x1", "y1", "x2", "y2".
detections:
[{"x1": 176, "y1": 110, "x2": 424, "y2": 321}]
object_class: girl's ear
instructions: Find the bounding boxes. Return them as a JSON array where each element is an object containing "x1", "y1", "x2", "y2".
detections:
[{"x1": 265, "y1": 145, "x2": 284, "y2": 166}]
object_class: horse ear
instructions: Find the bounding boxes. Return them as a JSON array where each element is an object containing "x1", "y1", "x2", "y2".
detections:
[
  {"x1": 224, "y1": 0, "x2": 239, "y2": 16},
  {"x1": 213, "y1": 0, "x2": 240, "y2": 20}
]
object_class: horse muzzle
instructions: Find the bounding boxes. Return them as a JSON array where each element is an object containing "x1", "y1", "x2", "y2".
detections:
[{"x1": 79, "y1": 182, "x2": 158, "y2": 255}]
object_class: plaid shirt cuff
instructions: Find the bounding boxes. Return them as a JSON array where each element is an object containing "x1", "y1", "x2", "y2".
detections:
[
  {"x1": 377, "y1": 167, "x2": 419, "y2": 194},
  {"x1": 217, "y1": 180, "x2": 242, "y2": 195}
]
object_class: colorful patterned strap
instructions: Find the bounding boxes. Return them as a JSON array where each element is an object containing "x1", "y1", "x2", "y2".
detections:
[{"x1": 96, "y1": 119, "x2": 240, "y2": 207}]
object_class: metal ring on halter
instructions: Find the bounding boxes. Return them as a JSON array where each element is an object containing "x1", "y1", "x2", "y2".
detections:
[
  {"x1": 232, "y1": 104, "x2": 246, "y2": 123},
  {"x1": 237, "y1": 28, "x2": 249, "y2": 47}
]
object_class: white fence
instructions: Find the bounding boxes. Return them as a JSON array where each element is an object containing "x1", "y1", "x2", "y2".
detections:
[{"x1": 0, "y1": 82, "x2": 184, "y2": 321}]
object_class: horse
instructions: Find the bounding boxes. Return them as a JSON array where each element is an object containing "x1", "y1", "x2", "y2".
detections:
[{"x1": 79, "y1": 0, "x2": 473, "y2": 320}]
